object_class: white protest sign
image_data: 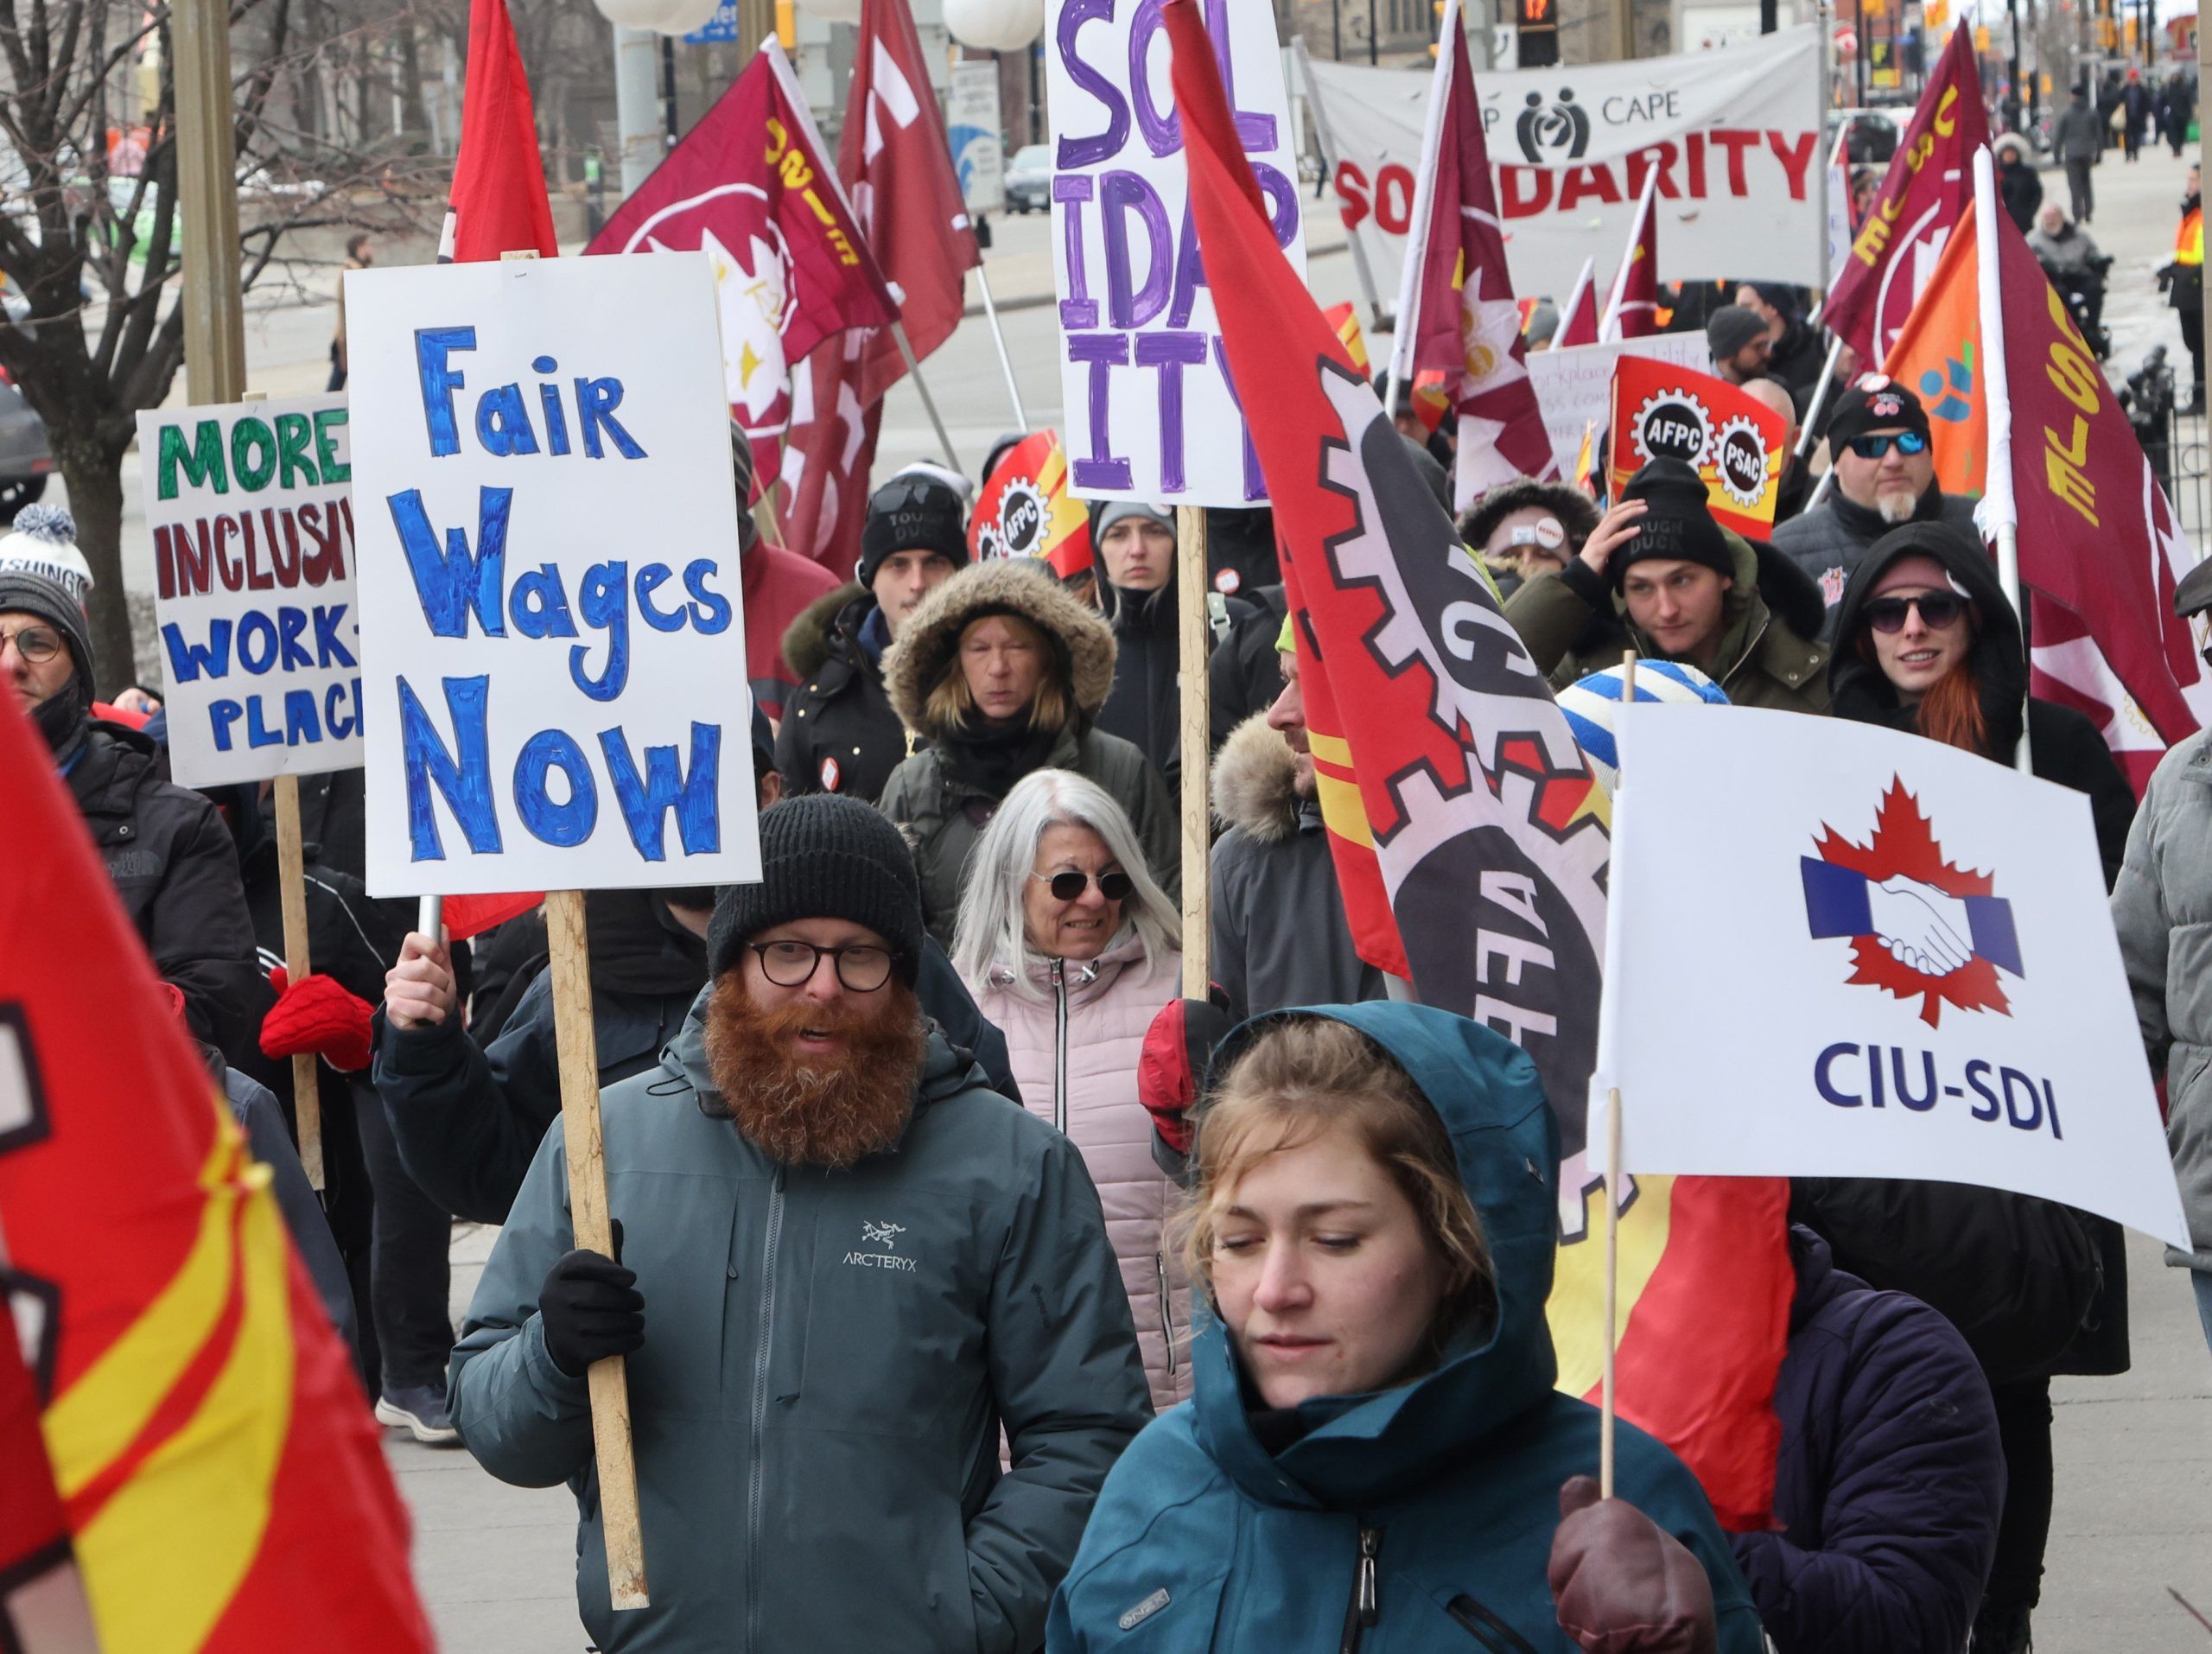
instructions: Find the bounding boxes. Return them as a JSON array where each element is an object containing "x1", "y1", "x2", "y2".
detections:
[
  {"x1": 1478, "y1": 28, "x2": 1825, "y2": 299},
  {"x1": 1046, "y1": 0, "x2": 1305, "y2": 505},
  {"x1": 138, "y1": 393, "x2": 361, "y2": 787},
  {"x1": 1303, "y1": 56, "x2": 1428, "y2": 324},
  {"x1": 347, "y1": 255, "x2": 762, "y2": 897},
  {"x1": 1600, "y1": 705, "x2": 2190, "y2": 1247},
  {"x1": 1527, "y1": 334, "x2": 1708, "y2": 478}
]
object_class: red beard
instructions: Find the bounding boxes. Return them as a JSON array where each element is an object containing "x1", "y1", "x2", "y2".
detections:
[{"x1": 701, "y1": 976, "x2": 927, "y2": 1167}]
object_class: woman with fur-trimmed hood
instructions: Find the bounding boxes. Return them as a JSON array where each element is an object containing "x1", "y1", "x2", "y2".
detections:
[{"x1": 880, "y1": 560, "x2": 1180, "y2": 944}]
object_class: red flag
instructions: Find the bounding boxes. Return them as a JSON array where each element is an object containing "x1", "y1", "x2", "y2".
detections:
[
  {"x1": 1824, "y1": 28, "x2": 1987, "y2": 364},
  {"x1": 1391, "y1": 0, "x2": 1555, "y2": 506},
  {"x1": 588, "y1": 41, "x2": 898, "y2": 464},
  {"x1": 1607, "y1": 356, "x2": 1789, "y2": 539},
  {"x1": 1599, "y1": 174, "x2": 1660, "y2": 342},
  {"x1": 1980, "y1": 162, "x2": 2212, "y2": 789},
  {"x1": 778, "y1": 0, "x2": 983, "y2": 569},
  {"x1": 1322, "y1": 301, "x2": 1371, "y2": 375},
  {"x1": 1554, "y1": 257, "x2": 1600, "y2": 350},
  {"x1": 0, "y1": 691, "x2": 433, "y2": 1650},
  {"x1": 1169, "y1": 0, "x2": 1788, "y2": 1528},
  {"x1": 442, "y1": 0, "x2": 557, "y2": 263},
  {"x1": 969, "y1": 431, "x2": 1095, "y2": 578}
]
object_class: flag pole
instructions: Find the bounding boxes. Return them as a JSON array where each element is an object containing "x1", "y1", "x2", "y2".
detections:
[
  {"x1": 892, "y1": 320, "x2": 963, "y2": 472},
  {"x1": 1795, "y1": 338, "x2": 1845, "y2": 459},
  {"x1": 417, "y1": 895, "x2": 442, "y2": 938},
  {"x1": 1970, "y1": 146, "x2": 2033, "y2": 777},
  {"x1": 1295, "y1": 38, "x2": 1391, "y2": 334},
  {"x1": 1383, "y1": 0, "x2": 1462, "y2": 419},
  {"x1": 1558, "y1": 256, "x2": 1597, "y2": 342},
  {"x1": 972, "y1": 264, "x2": 1029, "y2": 431},
  {"x1": 1600, "y1": 645, "x2": 1638, "y2": 1502},
  {"x1": 272, "y1": 773, "x2": 324, "y2": 1192},
  {"x1": 1599, "y1": 169, "x2": 1660, "y2": 344},
  {"x1": 1178, "y1": 506, "x2": 1212, "y2": 998}
]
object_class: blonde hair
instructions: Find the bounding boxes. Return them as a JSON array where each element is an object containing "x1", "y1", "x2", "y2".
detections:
[
  {"x1": 922, "y1": 611, "x2": 1073, "y2": 735},
  {"x1": 1180, "y1": 1016, "x2": 1495, "y2": 1350}
]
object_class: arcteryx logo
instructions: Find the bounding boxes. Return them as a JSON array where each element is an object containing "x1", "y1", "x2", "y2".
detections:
[
  {"x1": 846, "y1": 1219, "x2": 916, "y2": 1272},
  {"x1": 1798, "y1": 779, "x2": 2024, "y2": 1027},
  {"x1": 1515, "y1": 90, "x2": 1592, "y2": 163}
]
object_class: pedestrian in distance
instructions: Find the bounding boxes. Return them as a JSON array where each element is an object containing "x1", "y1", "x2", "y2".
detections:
[
  {"x1": 327, "y1": 231, "x2": 372, "y2": 392},
  {"x1": 1771, "y1": 378, "x2": 1981, "y2": 631},
  {"x1": 451, "y1": 793, "x2": 1152, "y2": 1653},
  {"x1": 1993, "y1": 135, "x2": 2043, "y2": 234},
  {"x1": 1503, "y1": 457, "x2": 1832, "y2": 714},
  {"x1": 880, "y1": 558, "x2": 1180, "y2": 945},
  {"x1": 1208, "y1": 618, "x2": 1385, "y2": 1021},
  {"x1": 779, "y1": 464, "x2": 969, "y2": 802},
  {"x1": 2160, "y1": 166, "x2": 2205, "y2": 415},
  {"x1": 951, "y1": 767, "x2": 1192, "y2": 1412},
  {"x1": 1046, "y1": 1005, "x2": 1764, "y2": 1653},
  {"x1": 2113, "y1": 554, "x2": 2212, "y2": 1359},
  {"x1": 2050, "y1": 85, "x2": 2103, "y2": 225}
]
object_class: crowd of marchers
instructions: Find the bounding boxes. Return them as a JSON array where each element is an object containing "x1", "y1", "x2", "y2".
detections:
[{"x1": 8, "y1": 262, "x2": 2212, "y2": 1652}]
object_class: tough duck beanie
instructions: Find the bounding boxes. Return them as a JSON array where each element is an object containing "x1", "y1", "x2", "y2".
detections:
[
  {"x1": 707, "y1": 794, "x2": 925, "y2": 985},
  {"x1": 1613, "y1": 459, "x2": 1735, "y2": 588}
]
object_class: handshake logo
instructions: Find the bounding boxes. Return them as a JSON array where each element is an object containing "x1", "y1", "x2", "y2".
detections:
[{"x1": 1800, "y1": 779, "x2": 2023, "y2": 1028}]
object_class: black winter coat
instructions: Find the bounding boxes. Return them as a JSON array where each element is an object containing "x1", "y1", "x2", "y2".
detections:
[
  {"x1": 1770, "y1": 483, "x2": 1983, "y2": 639},
  {"x1": 1997, "y1": 156, "x2": 2044, "y2": 233},
  {"x1": 1094, "y1": 574, "x2": 1256, "y2": 794},
  {"x1": 63, "y1": 722, "x2": 269, "y2": 1070},
  {"x1": 1814, "y1": 520, "x2": 2135, "y2": 1377},
  {"x1": 775, "y1": 585, "x2": 912, "y2": 803},
  {"x1": 1732, "y1": 1230, "x2": 2004, "y2": 1654}
]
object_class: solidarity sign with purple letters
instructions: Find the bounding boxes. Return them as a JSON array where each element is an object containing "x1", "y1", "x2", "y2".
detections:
[
  {"x1": 346, "y1": 255, "x2": 763, "y2": 897},
  {"x1": 139, "y1": 393, "x2": 360, "y2": 787},
  {"x1": 1046, "y1": 0, "x2": 1305, "y2": 505}
]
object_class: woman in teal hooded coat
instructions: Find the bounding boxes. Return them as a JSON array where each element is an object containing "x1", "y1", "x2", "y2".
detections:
[{"x1": 1047, "y1": 1003, "x2": 1763, "y2": 1653}]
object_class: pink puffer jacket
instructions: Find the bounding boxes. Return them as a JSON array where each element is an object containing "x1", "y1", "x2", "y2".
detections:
[{"x1": 964, "y1": 932, "x2": 1192, "y2": 1412}]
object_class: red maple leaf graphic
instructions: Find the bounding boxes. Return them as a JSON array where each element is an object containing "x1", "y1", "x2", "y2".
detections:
[{"x1": 1811, "y1": 777, "x2": 2009, "y2": 1027}]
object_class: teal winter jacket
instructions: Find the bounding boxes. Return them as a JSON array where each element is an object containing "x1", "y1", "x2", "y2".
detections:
[
  {"x1": 1046, "y1": 1002, "x2": 1763, "y2": 1654},
  {"x1": 450, "y1": 996, "x2": 1154, "y2": 1653}
]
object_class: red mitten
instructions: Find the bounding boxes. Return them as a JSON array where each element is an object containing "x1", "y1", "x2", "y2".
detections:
[
  {"x1": 260, "y1": 967, "x2": 375, "y2": 1072},
  {"x1": 1548, "y1": 1477, "x2": 1718, "y2": 1654}
]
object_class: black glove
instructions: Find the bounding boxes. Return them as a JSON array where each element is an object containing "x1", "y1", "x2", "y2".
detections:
[{"x1": 537, "y1": 1218, "x2": 643, "y2": 1378}]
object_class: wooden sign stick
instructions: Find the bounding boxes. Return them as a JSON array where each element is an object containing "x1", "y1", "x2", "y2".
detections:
[
  {"x1": 1599, "y1": 648, "x2": 1637, "y2": 1501},
  {"x1": 544, "y1": 887, "x2": 649, "y2": 1610},
  {"x1": 271, "y1": 773, "x2": 323, "y2": 1189},
  {"x1": 1176, "y1": 505, "x2": 1212, "y2": 998}
]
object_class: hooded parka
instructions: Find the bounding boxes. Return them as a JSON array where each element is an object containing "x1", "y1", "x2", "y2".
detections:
[
  {"x1": 880, "y1": 561, "x2": 1180, "y2": 943},
  {"x1": 776, "y1": 582, "x2": 914, "y2": 801},
  {"x1": 450, "y1": 1000, "x2": 1152, "y2": 1654},
  {"x1": 1046, "y1": 1002, "x2": 1763, "y2": 1654},
  {"x1": 966, "y1": 929, "x2": 1192, "y2": 1411},
  {"x1": 1503, "y1": 531, "x2": 1832, "y2": 716}
]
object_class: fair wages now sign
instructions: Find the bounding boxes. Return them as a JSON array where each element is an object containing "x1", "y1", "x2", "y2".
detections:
[
  {"x1": 347, "y1": 255, "x2": 763, "y2": 897},
  {"x1": 1599, "y1": 706, "x2": 2189, "y2": 1248},
  {"x1": 139, "y1": 393, "x2": 360, "y2": 787},
  {"x1": 1045, "y1": 0, "x2": 1304, "y2": 505}
]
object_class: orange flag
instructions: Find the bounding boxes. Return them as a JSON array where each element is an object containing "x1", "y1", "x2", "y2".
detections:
[
  {"x1": 1883, "y1": 200, "x2": 1986, "y2": 499},
  {"x1": 0, "y1": 690, "x2": 433, "y2": 1651}
]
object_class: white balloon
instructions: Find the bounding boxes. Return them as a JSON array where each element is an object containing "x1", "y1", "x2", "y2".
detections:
[{"x1": 943, "y1": 0, "x2": 1044, "y2": 52}]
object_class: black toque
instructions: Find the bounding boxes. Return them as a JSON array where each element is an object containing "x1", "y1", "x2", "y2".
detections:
[{"x1": 707, "y1": 794, "x2": 925, "y2": 985}]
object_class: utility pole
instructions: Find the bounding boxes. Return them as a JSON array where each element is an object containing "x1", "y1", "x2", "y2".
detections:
[
  {"x1": 1369, "y1": 0, "x2": 1380, "y2": 62},
  {"x1": 1613, "y1": 0, "x2": 1635, "y2": 61},
  {"x1": 613, "y1": 24, "x2": 661, "y2": 194},
  {"x1": 173, "y1": 0, "x2": 245, "y2": 404}
]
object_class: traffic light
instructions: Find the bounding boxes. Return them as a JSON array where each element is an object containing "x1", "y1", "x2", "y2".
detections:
[{"x1": 1519, "y1": 0, "x2": 1559, "y2": 65}]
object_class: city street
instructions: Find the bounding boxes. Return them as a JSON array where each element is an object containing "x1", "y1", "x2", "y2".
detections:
[{"x1": 86, "y1": 147, "x2": 2212, "y2": 1650}]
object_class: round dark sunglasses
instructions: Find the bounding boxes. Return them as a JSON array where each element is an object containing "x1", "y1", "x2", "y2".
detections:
[
  {"x1": 1865, "y1": 592, "x2": 1967, "y2": 633},
  {"x1": 1032, "y1": 868, "x2": 1135, "y2": 902},
  {"x1": 1845, "y1": 430, "x2": 1929, "y2": 460}
]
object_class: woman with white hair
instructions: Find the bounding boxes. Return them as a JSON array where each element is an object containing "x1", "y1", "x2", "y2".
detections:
[{"x1": 952, "y1": 767, "x2": 1191, "y2": 1409}]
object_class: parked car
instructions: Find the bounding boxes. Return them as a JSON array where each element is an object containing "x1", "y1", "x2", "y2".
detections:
[
  {"x1": 1005, "y1": 143, "x2": 1051, "y2": 213},
  {"x1": 1827, "y1": 106, "x2": 1902, "y2": 165}
]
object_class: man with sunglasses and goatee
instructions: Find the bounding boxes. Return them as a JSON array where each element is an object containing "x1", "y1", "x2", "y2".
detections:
[
  {"x1": 452, "y1": 793, "x2": 1150, "y2": 1654},
  {"x1": 1774, "y1": 377, "x2": 1983, "y2": 639}
]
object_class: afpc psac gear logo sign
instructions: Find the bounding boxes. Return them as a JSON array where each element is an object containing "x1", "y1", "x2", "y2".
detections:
[{"x1": 1798, "y1": 778, "x2": 2023, "y2": 1027}]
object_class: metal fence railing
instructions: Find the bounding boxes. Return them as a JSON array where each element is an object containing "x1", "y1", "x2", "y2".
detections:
[{"x1": 2120, "y1": 345, "x2": 2212, "y2": 556}]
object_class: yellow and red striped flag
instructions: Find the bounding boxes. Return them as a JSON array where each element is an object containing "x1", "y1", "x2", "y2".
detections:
[
  {"x1": 0, "y1": 690, "x2": 432, "y2": 1651},
  {"x1": 1322, "y1": 301, "x2": 1371, "y2": 376}
]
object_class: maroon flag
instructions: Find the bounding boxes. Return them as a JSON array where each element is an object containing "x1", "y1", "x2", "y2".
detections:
[
  {"x1": 442, "y1": 0, "x2": 557, "y2": 262},
  {"x1": 588, "y1": 42, "x2": 897, "y2": 470},
  {"x1": 1825, "y1": 28, "x2": 1987, "y2": 364},
  {"x1": 1980, "y1": 169, "x2": 2212, "y2": 788},
  {"x1": 778, "y1": 0, "x2": 983, "y2": 568},
  {"x1": 1390, "y1": 0, "x2": 1554, "y2": 507},
  {"x1": 1554, "y1": 257, "x2": 1600, "y2": 350},
  {"x1": 1599, "y1": 174, "x2": 1659, "y2": 342}
]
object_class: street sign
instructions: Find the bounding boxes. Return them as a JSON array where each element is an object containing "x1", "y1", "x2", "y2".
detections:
[
  {"x1": 947, "y1": 59, "x2": 1004, "y2": 217},
  {"x1": 685, "y1": 0, "x2": 739, "y2": 44}
]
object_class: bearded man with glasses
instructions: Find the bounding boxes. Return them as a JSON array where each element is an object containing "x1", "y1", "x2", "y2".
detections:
[
  {"x1": 452, "y1": 792, "x2": 1150, "y2": 1654},
  {"x1": 1774, "y1": 378, "x2": 1985, "y2": 639}
]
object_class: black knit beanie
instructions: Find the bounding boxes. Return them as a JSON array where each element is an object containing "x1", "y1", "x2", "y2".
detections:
[
  {"x1": 858, "y1": 469, "x2": 971, "y2": 588},
  {"x1": 1613, "y1": 459, "x2": 1734, "y2": 588},
  {"x1": 707, "y1": 794, "x2": 925, "y2": 984}
]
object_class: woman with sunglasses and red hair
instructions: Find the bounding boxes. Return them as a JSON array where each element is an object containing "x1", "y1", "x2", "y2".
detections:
[
  {"x1": 1810, "y1": 518, "x2": 2134, "y2": 1653},
  {"x1": 952, "y1": 767, "x2": 1192, "y2": 1410}
]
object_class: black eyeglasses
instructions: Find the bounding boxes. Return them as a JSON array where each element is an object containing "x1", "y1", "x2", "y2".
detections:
[
  {"x1": 1865, "y1": 592, "x2": 1967, "y2": 633},
  {"x1": 0, "y1": 624, "x2": 62, "y2": 664},
  {"x1": 746, "y1": 940, "x2": 895, "y2": 992},
  {"x1": 1845, "y1": 430, "x2": 1929, "y2": 461},
  {"x1": 1032, "y1": 868, "x2": 1134, "y2": 902}
]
